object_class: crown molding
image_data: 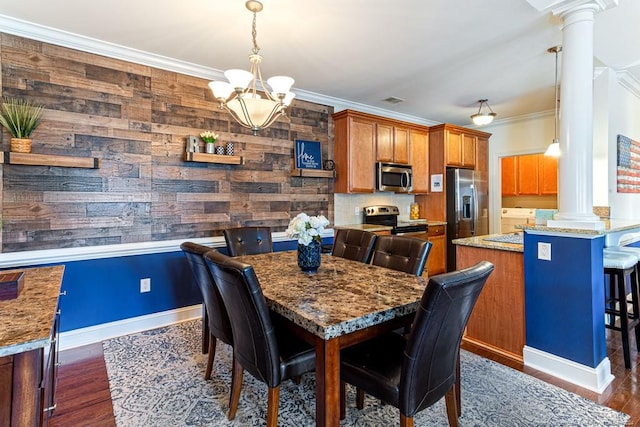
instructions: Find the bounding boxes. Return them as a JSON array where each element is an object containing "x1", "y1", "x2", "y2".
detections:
[
  {"x1": 616, "y1": 70, "x2": 640, "y2": 99},
  {"x1": 526, "y1": 0, "x2": 618, "y2": 14}
]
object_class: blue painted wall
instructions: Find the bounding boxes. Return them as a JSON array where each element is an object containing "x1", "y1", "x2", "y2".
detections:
[
  {"x1": 52, "y1": 238, "x2": 330, "y2": 333},
  {"x1": 524, "y1": 232, "x2": 606, "y2": 367}
]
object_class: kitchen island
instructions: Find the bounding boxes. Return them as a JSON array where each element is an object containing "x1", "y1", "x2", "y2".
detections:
[
  {"x1": 0, "y1": 265, "x2": 64, "y2": 426},
  {"x1": 453, "y1": 234, "x2": 525, "y2": 362}
]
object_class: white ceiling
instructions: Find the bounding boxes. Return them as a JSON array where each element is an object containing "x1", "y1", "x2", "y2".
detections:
[{"x1": 0, "y1": 0, "x2": 638, "y2": 127}]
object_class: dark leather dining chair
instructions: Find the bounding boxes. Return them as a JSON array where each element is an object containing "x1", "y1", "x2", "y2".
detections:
[
  {"x1": 223, "y1": 226, "x2": 273, "y2": 257},
  {"x1": 370, "y1": 234, "x2": 432, "y2": 276},
  {"x1": 203, "y1": 250, "x2": 316, "y2": 426},
  {"x1": 339, "y1": 261, "x2": 494, "y2": 427},
  {"x1": 180, "y1": 242, "x2": 233, "y2": 381},
  {"x1": 331, "y1": 229, "x2": 377, "y2": 263}
]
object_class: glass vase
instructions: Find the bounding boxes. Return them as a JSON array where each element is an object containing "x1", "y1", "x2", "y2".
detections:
[{"x1": 297, "y1": 240, "x2": 321, "y2": 272}]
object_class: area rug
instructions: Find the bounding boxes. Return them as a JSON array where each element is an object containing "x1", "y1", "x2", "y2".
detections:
[{"x1": 103, "y1": 320, "x2": 629, "y2": 426}]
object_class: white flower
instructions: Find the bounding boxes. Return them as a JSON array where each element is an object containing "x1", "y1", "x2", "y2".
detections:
[
  {"x1": 200, "y1": 131, "x2": 219, "y2": 143},
  {"x1": 285, "y1": 213, "x2": 330, "y2": 246}
]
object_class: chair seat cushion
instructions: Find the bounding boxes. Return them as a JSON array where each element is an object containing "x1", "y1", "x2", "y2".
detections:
[
  {"x1": 340, "y1": 332, "x2": 408, "y2": 407},
  {"x1": 603, "y1": 250, "x2": 637, "y2": 269}
]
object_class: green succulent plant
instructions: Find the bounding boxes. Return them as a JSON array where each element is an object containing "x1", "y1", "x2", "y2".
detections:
[{"x1": 0, "y1": 98, "x2": 44, "y2": 138}]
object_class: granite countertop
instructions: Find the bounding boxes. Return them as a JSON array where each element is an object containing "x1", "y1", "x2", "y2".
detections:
[
  {"x1": 522, "y1": 218, "x2": 640, "y2": 235},
  {"x1": 236, "y1": 251, "x2": 426, "y2": 339},
  {"x1": 452, "y1": 234, "x2": 524, "y2": 253},
  {"x1": 0, "y1": 265, "x2": 65, "y2": 357}
]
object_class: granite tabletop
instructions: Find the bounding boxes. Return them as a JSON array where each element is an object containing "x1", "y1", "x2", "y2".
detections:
[
  {"x1": 0, "y1": 265, "x2": 64, "y2": 357},
  {"x1": 236, "y1": 251, "x2": 427, "y2": 339},
  {"x1": 452, "y1": 234, "x2": 524, "y2": 253}
]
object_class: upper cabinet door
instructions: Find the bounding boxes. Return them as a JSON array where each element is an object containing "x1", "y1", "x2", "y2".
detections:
[
  {"x1": 393, "y1": 126, "x2": 410, "y2": 164},
  {"x1": 376, "y1": 123, "x2": 394, "y2": 163},
  {"x1": 539, "y1": 155, "x2": 558, "y2": 195},
  {"x1": 501, "y1": 156, "x2": 518, "y2": 196},
  {"x1": 461, "y1": 134, "x2": 476, "y2": 168},
  {"x1": 410, "y1": 128, "x2": 429, "y2": 194},
  {"x1": 445, "y1": 130, "x2": 463, "y2": 166},
  {"x1": 516, "y1": 154, "x2": 540, "y2": 195}
]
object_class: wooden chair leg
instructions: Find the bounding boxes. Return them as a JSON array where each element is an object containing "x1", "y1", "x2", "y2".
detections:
[
  {"x1": 400, "y1": 413, "x2": 414, "y2": 427},
  {"x1": 202, "y1": 306, "x2": 209, "y2": 354},
  {"x1": 340, "y1": 381, "x2": 346, "y2": 420},
  {"x1": 204, "y1": 334, "x2": 217, "y2": 380},
  {"x1": 356, "y1": 388, "x2": 365, "y2": 409},
  {"x1": 455, "y1": 350, "x2": 461, "y2": 416},
  {"x1": 228, "y1": 354, "x2": 243, "y2": 420},
  {"x1": 292, "y1": 375, "x2": 301, "y2": 384},
  {"x1": 266, "y1": 386, "x2": 280, "y2": 427},
  {"x1": 445, "y1": 387, "x2": 459, "y2": 427}
]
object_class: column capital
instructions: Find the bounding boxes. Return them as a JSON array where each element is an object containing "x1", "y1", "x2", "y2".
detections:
[{"x1": 526, "y1": 0, "x2": 618, "y2": 15}]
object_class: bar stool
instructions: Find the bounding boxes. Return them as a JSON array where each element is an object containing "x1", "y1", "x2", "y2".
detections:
[{"x1": 602, "y1": 248, "x2": 640, "y2": 369}]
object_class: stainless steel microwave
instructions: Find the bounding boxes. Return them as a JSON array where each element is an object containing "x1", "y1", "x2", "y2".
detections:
[{"x1": 376, "y1": 162, "x2": 412, "y2": 193}]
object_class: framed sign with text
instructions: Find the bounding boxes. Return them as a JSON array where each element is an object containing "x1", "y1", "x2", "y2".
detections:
[{"x1": 294, "y1": 140, "x2": 322, "y2": 170}]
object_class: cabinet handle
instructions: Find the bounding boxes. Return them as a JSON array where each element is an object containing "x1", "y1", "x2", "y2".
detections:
[
  {"x1": 56, "y1": 309, "x2": 61, "y2": 316},
  {"x1": 59, "y1": 290, "x2": 67, "y2": 296},
  {"x1": 44, "y1": 404, "x2": 57, "y2": 413}
]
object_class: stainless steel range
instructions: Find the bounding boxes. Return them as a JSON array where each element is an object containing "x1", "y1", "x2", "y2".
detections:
[{"x1": 363, "y1": 205, "x2": 427, "y2": 235}]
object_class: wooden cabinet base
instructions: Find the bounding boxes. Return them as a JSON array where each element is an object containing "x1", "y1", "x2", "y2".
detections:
[{"x1": 456, "y1": 245, "x2": 525, "y2": 362}]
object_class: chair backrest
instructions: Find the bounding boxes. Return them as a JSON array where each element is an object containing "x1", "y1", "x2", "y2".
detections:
[
  {"x1": 223, "y1": 226, "x2": 273, "y2": 256},
  {"x1": 203, "y1": 250, "x2": 282, "y2": 388},
  {"x1": 370, "y1": 235, "x2": 432, "y2": 276},
  {"x1": 180, "y1": 242, "x2": 233, "y2": 346},
  {"x1": 331, "y1": 229, "x2": 377, "y2": 263},
  {"x1": 399, "y1": 261, "x2": 494, "y2": 417}
]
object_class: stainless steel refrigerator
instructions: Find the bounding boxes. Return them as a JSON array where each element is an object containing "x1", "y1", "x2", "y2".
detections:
[{"x1": 446, "y1": 168, "x2": 489, "y2": 271}]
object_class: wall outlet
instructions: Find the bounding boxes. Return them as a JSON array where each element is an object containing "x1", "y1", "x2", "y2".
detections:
[
  {"x1": 354, "y1": 206, "x2": 360, "y2": 216},
  {"x1": 538, "y1": 242, "x2": 551, "y2": 261},
  {"x1": 140, "y1": 278, "x2": 151, "y2": 293}
]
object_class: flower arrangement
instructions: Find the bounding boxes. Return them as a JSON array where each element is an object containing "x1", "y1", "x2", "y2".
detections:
[
  {"x1": 286, "y1": 213, "x2": 330, "y2": 246},
  {"x1": 0, "y1": 98, "x2": 44, "y2": 139},
  {"x1": 200, "y1": 131, "x2": 219, "y2": 144}
]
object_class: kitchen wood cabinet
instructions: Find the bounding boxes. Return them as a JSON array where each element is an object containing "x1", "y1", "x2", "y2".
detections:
[
  {"x1": 415, "y1": 124, "x2": 491, "y2": 223},
  {"x1": 333, "y1": 110, "x2": 377, "y2": 193},
  {"x1": 501, "y1": 153, "x2": 558, "y2": 196},
  {"x1": 457, "y1": 244, "x2": 525, "y2": 363},
  {"x1": 445, "y1": 128, "x2": 476, "y2": 168},
  {"x1": 376, "y1": 123, "x2": 410, "y2": 165},
  {"x1": 0, "y1": 266, "x2": 64, "y2": 427},
  {"x1": 426, "y1": 224, "x2": 446, "y2": 275},
  {"x1": 409, "y1": 127, "x2": 429, "y2": 194},
  {"x1": 333, "y1": 110, "x2": 429, "y2": 194},
  {"x1": 501, "y1": 157, "x2": 518, "y2": 196}
]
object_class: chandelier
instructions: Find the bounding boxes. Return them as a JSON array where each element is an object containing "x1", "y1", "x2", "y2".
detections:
[
  {"x1": 470, "y1": 99, "x2": 497, "y2": 126},
  {"x1": 208, "y1": 1, "x2": 295, "y2": 135},
  {"x1": 544, "y1": 46, "x2": 562, "y2": 157}
]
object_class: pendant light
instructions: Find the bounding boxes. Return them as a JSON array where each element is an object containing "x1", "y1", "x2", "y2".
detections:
[
  {"x1": 544, "y1": 46, "x2": 562, "y2": 157},
  {"x1": 208, "y1": 1, "x2": 295, "y2": 135},
  {"x1": 470, "y1": 99, "x2": 497, "y2": 126}
]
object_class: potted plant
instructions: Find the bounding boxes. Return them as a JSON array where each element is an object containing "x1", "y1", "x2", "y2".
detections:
[
  {"x1": 285, "y1": 212, "x2": 330, "y2": 272},
  {"x1": 200, "y1": 131, "x2": 219, "y2": 154},
  {"x1": 0, "y1": 98, "x2": 44, "y2": 153}
]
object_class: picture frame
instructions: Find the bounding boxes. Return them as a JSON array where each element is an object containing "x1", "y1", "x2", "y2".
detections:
[{"x1": 294, "y1": 139, "x2": 322, "y2": 170}]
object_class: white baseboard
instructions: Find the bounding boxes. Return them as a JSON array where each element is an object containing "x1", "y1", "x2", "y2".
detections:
[
  {"x1": 58, "y1": 304, "x2": 203, "y2": 351},
  {"x1": 523, "y1": 345, "x2": 614, "y2": 393}
]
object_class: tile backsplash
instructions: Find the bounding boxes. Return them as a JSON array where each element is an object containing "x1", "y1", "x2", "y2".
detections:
[{"x1": 334, "y1": 193, "x2": 416, "y2": 225}]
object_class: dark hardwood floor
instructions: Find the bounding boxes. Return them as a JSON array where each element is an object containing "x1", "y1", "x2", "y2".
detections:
[{"x1": 48, "y1": 329, "x2": 639, "y2": 426}]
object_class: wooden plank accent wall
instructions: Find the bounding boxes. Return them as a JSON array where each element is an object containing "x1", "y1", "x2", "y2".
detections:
[{"x1": 0, "y1": 33, "x2": 334, "y2": 252}]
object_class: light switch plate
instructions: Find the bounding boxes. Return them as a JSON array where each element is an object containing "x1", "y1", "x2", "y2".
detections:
[{"x1": 538, "y1": 242, "x2": 551, "y2": 261}]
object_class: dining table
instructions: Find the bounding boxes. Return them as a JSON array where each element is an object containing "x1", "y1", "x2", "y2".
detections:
[{"x1": 235, "y1": 250, "x2": 427, "y2": 427}]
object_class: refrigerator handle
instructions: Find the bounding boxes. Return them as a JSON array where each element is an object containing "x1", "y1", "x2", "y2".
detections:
[{"x1": 472, "y1": 183, "x2": 478, "y2": 235}]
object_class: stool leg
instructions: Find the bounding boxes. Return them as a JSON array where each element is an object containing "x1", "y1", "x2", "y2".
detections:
[
  {"x1": 632, "y1": 267, "x2": 640, "y2": 352},
  {"x1": 606, "y1": 273, "x2": 616, "y2": 326},
  {"x1": 617, "y1": 271, "x2": 632, "y2": 369}
]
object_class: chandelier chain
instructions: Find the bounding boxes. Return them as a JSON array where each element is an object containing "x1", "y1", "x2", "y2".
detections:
[{"x1": 251, "y1": 9, "x2": 260, "y2": 55}]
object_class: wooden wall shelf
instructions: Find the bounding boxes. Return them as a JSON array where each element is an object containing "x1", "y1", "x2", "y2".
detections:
[
  {"x1": 184, "y1": 152, "x2": 244, "y2": 165},
  {"x1": 1, "y1": 152, "x2": 101, "y2": 169},
  {"x1": 291, "y1": 168, "x2": 336, "y2": 178}
]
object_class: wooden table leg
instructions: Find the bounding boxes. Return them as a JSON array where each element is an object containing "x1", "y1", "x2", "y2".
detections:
[{"x1": 315, "y1": 337, "x2": 340, "y2": 427}]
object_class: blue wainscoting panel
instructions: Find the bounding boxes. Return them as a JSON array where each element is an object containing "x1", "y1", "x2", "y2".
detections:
[
  {"x1": 58, "y1": 252, "x2": 201, "y2": 332},
  {"x1": 524, "y1": 232, "x2": 606, "y2": 368},
  {"x1": 54, "y1": 237, "x2": 332, "y2": 333}
]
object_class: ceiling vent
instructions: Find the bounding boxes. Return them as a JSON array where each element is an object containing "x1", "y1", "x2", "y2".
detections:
[{"x1": 382, "y1": 96, "x2": 405, "y2": 104}]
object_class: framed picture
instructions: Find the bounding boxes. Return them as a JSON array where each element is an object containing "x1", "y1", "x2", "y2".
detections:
[{"x1": 294, "y1": 140, "x2": 322, "y2": 170}]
